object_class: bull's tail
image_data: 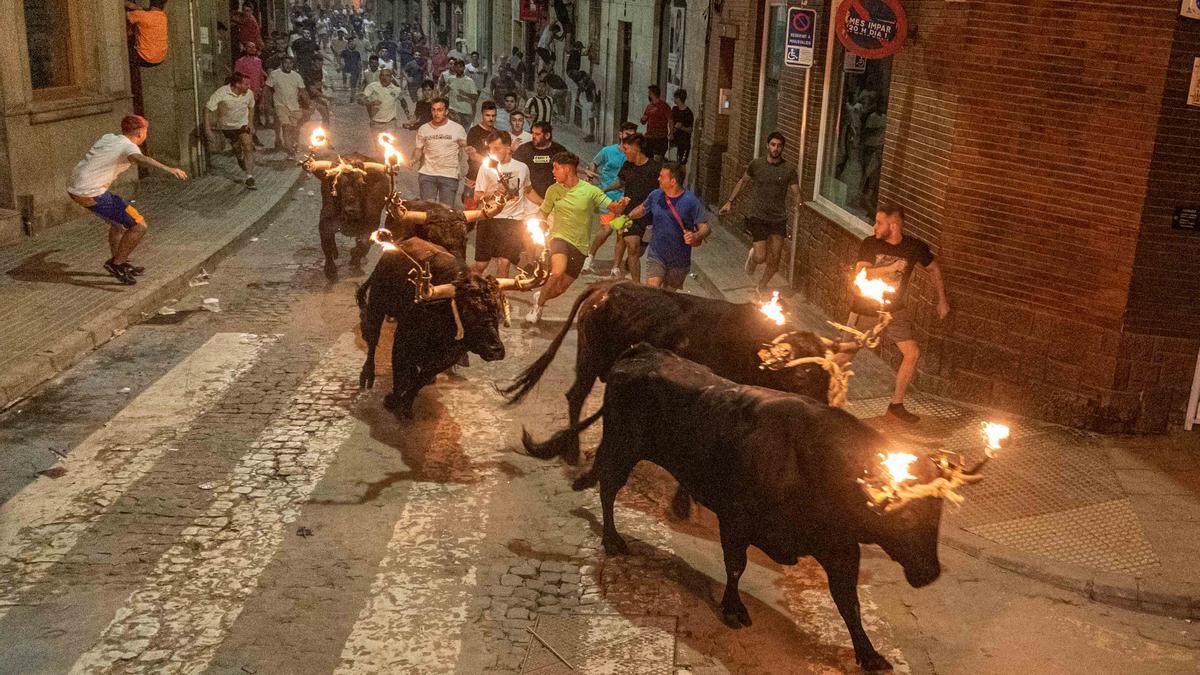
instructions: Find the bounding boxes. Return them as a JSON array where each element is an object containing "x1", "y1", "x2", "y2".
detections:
[
  {"x1": 520, "y1": 406, "x2": 604, "y2": 461},
  {"x1": 500, "y1": 284, "x2": 601, "y2": 404},
  {"x1": 355, "y1": 276, "x2": 372, "y2": 310}
]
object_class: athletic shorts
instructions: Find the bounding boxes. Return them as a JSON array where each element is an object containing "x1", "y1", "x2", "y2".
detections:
[
  {"x1": 746, "y1": 216, "x2": 788, "y2": 242},
  {"x1": 221, "y1": 127, "x2": 251, "y2": 144},
  {"x1": 644, "y1": 253, "x2": 689, "y2": 290},
  {"x1": 549, "y1": 237, "x2": 587, "y2": 278},
  {"x1": 622, "y1": 215, "x2": 650, "y2": 240},
  {"x1": 71, "y1": 191, "x2": 144, "y2": 230},
  {"x1": 475, "y1": 218, "x2": 523, "y2": 264},
  {"x1": 274, "y1": 105, "x2": 306, "y2": 127},
  {"x1": 645, "y1": 136, "x2": 669, "y2": 158}
]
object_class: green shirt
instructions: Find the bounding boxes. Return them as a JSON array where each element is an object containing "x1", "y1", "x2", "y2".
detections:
[{"x1": 540, "y1": 180, "x2": 613, "y2": 254}]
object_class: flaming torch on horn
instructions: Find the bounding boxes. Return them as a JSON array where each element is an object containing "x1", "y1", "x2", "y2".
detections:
[
  {"x1": 759, "y1": 291, "x2": 786, "y2": 327},
  {"x1": 377, "y1": 132, "x2": 404, "y2": 196},
  {"x1": 827, "y1": 269, "x2": 897, "y2": 350}
]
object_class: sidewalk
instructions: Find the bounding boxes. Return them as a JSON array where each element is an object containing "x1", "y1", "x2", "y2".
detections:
[
  {"x1": 551, "y1": 122, "x2": 1200, "y2": 620},
  {"x1": 0, "y1": 153, "x2": 303, "y2": 409}
]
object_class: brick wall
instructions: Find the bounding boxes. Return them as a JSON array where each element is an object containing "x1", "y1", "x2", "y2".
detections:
[{"x1": 700, "y1": 0, "x2": 1193, "y2": 432}]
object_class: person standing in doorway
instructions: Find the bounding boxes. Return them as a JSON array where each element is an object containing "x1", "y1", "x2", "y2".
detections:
[
  {"x1": 68, "y1": 115, "x2": 187, "y2": 285},
  {"x1": 525, "y1": 152, "x2": 625, "y2": 324},
  {"x1": 582, "y1": 121, "x2": 636, "y2": 277},
  {"x1": 264, "y1": 56, "x2": 309, "y2": 158},
  {"x1": 473, "y1": 131, "x2": 533, "y2": 277},
  {"x1": 640, "y1": 84, "x2": 672, "y2": 160},
  {"x1": 204, "y1": 73, "x2": 258, "y2": 189},
  {"x1": 669, "y1": 88, "x2": 694, "y2": 164},
  {"x1": 411, "y1": 97, "x2": 468, "y2": 206},
  {"x1": 624, "y1": 163, "x2": 709, "y2": 291},
  {"x1": 719, "y1": 131, "x2": 799, "y2": 295},
  {"x1": 838, "y1": 205, "x2": 950, "y2": 424}
]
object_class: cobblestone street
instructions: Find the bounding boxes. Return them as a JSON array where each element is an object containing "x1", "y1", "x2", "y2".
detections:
[{"x1": 0, "y1": 95, "x2": 1198, "y2": 675}]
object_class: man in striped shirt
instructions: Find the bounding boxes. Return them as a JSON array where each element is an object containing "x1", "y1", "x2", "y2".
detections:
[{"x1": 524, "y1": 81, "x2": 555, "y2": 126}]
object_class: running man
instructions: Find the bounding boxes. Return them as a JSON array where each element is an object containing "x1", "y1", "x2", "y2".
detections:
[
  {"x1": 204, "y1": 72, "x2": 258, "y2": 188},
  {"x1": 602, "y1": 132, "x2": 661, "y2": 284},
  {"x1": 582, "y1": 121, "x2": 636, "y2": 277},
  {"x1": 625, "y1": 162, "x2": 709, "y2": 291},
  {"x1": 264, "y1": 56, "x2": 308, "y2": 157},
  {"x1": 68, "y1": 115, "x2": 187, "y2": 285},
  {"x1": 473, "y1": 130, "x2": 533, "y2": 277},
  {"x1": 411, "y1": 97, "x2": 468, "y2": 206},
  {"x1": 719, "y1": 131, "x2": 799, "y2": 295},
  {"x1": 525, "y1": 152, "x2": 625, "y2": 324}
]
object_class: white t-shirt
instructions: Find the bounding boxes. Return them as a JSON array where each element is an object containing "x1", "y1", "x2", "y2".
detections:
[
  {"x1": 68, "y1": 133, "x2": 143, "y2": 197},
  {"x1": 475, "y1": 158, "x2": 532, "y2": 220},
  {"x1": 378, "y1": 58, "x2": 395, "y2": 72},
  {"x1": 511, "y1": 130, "x2": 532, "y2": 151},
  {"x1": 205, "y1": 85, "x2": 255, "y2": 129},
  {"x1": 415, "y1": 119, "x2": 467, "y2": 179},
  {"x1": 362, "y1": 67, "x2": 381, "y2": 86},
  {"x1": 444, "y1": 74, "x2": 478, "y2": 115},
  {"x1": 265, "y1": 68, "x2": 305, "y2": 111},
  {"x1": 363, "y1": 81, "x2": 403, "y2": 122}
]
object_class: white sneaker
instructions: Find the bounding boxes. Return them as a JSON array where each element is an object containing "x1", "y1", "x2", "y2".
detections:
[
  {"x1": 582, "y1": 255, "x2": 596, "y2": 274},
  {"x1": 745, "y1": 248, "x2": 758, "y2": 276},
  {"x1": 608, "y1": 266, "x2": 624, "y2": 280},
  {"x1": 525, "y1": 292, "x2": 543, "y2": 324}
]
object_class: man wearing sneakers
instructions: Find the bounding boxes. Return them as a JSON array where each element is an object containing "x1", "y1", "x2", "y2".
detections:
[
  {"x1": 719, "y1": 131, "x2": 798, "y2": 295},
  {"x1": 525, "y1": 152, "x2": 625, "y2": 324},
  {"x1": 473, "y1": 130, "x2": 532, "y2": 277},
  {"x1": 600, "y1": 132, "x2": 660, "y2": 284},
  {"x1": 68, "y1": 115, "x2": 188, "y2": 285},
  {"x1": 842, "y1": 205, "x2": 950, "y2": 424},
  {"x1": 204, "y1": 73, "x2": 258, "y2": 189},
  {"x1": 581, "y1": 121, "x2": 635, "y2": 277}
]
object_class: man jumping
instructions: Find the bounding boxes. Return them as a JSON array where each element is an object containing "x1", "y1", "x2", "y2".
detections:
[{"x1": 68, "y1": 115, "x2": 187, "y2": 285}]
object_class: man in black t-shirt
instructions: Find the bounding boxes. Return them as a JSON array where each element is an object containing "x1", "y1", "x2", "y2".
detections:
[
  {"x1": 669, "y1": 89, "x2": 694, "y2": 164},
  {"x1": 463, "y1": 100, "x2": 498, "y2": 207},
  {"x1": 604, "y1": 133, "x2": 661, "y2": 283},
  {"x1": 513, "y1": 121, "x2": 567, "y2": 200},
  {"x1": 838, "y1": 205, "x2": 950, "y2": 424}
]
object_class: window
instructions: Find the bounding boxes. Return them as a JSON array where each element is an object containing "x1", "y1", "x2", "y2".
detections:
[
  {"x1": 754, "y1": 4, "x2": 787, "y2": 152},
  {"x1": 25, "y1": 0, "x2": 75, "y2": 90},
  {"x1": 817, "y1": 30, "x2": 893, "y2": 223}
]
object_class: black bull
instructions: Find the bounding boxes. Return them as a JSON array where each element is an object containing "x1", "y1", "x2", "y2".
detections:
[
  {"x1": 356, "y1": 237, "x2": 508, "y2": 417},
  {"x1": 502, "y1": 281, "x2": 833, "y2": 463},
  {"x1": 537, "y1": 344, "x2": 944, "y2": 672}
]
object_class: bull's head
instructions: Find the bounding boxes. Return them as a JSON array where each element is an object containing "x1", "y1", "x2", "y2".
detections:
[
  {"x1": 414, "y1": 271, "x2": 543, "y2": 362},
  {"x1": 757, "y1": 331, "x2": 843, "y2": 407},
  {"x1": 325, "y1": 159, "x2": 371, "y2": 226}
]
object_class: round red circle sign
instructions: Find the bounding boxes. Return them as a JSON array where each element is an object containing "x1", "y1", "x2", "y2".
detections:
[{"x1": 835, "y1": 0, "x2": 908, "y2": 59}]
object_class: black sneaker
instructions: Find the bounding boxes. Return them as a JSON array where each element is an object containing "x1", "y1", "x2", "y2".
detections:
[
  {"x1": 104, "y1": 260, "x2": 136, "y2": 285},
  {"x1": 121, "y1": 262, "x2": 145, "y2": 276},
  {"x1": 245, "y1": 176, "x2": 257, "y2": 190},
  {"x1": 886, "y1": 402, "x2": 920, "y2": 424}
]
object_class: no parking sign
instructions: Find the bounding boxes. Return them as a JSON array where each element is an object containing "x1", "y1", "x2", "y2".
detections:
[
  {"x1": 785, "y1": 7, "x2": 817, "y2": 68},
  {"x1": 835, "y1": 0, "x2": 908, "y2": 59}
]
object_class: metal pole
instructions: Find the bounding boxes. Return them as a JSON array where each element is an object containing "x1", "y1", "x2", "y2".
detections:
[
  {"x1": 187, "y1": 0, "x2": 208, "y2": 176},
  {"x1": 789, "y1": 66, "x2": 810, "y2": 286}
]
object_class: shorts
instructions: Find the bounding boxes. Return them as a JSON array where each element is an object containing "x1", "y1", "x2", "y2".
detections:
[
  {"x1": 645, "y1": 136, "x2": 669, "y2": 158},
  {"x1": 549, "y1": 237, "x2": 587, "y2": 279},
  {"x1": 475, "y1": 218, "x2": 524, "y2": 264},
  {"x1": 220, "y1": 127, "x2": 251, "y2": 144},
  {"x1": 622, "y1": 215, "x2": 650, "y2": 240},
  {"x1": 746, "y1": 216, "x2": 788, "y2": 242},
  {"x1": 71, "y1": 191, "x2": 144, "y2": 230},
  {"x1": 847, "y1": 307, "x2": 916, "y2": 344},
  {"x1": 275, "y1": 105, "x2": 306, "y2": 127},
  {"x1": 644, "y1": 253, "x2": 689, "y2": 290}
]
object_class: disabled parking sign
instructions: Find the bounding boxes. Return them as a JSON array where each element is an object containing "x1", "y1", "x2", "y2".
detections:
[{"x1": 785, "y1": 7, "x2": 817, "y2": 68}]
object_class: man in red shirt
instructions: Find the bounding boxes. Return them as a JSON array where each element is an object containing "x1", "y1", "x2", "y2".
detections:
[
  {"x1": 234, "y1": 2, "x2": 264, "y2": 54},
  {"x1": 640, "y1": 84, "x2": 672, "y2": 159}
]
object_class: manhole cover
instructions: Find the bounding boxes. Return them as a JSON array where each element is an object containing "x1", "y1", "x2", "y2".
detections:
[{"x1": 521, "y1": 614, "x2": 677, "y2": 674}]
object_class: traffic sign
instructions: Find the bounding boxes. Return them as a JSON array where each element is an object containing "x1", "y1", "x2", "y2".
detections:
[
  {"x1": 785, "y1": 7, "x2": 817, "y2": 69},
  {"x1": 835, "y1": 0, "x2": 908, "y2": 59}
]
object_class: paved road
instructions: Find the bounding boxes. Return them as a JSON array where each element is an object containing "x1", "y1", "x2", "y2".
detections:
[{"x1": 0, "y1": 96, "x2": 1196, "y2": 674}]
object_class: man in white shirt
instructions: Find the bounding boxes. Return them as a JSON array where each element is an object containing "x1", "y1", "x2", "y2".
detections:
[
  {"x1": 204, "y1": 73, "x2": 258, "y2": 189},
  {"x1": 509, "y1": 110, "x2": 532, "y2": 150},
  {"x1": 67, "y1": 115, "x2": 187, "y2": 285},
  {"x1": 264, "y1": 56, "x2": 309, "y2": 157},
  {"x1": 361, "y1": 68, "x2": 405, "y2": 132},
  {"x1": 411, "y1": 97, "x2": 468, "y2": 206},
  {"x1": 442, "y1": 58, "x2": 479, "y2": 127},
  {"x1": 473, "y1": 130, "x2": 534, "y2": 277}
]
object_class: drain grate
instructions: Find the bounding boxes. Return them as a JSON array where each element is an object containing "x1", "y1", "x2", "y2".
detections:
[{"x1": 520, "y1": 614, "x2": 677, "y2": 674}]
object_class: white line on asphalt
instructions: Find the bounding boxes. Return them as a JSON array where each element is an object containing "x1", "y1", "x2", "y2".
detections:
[
  {"x1": 70, "y1": 333, "x2": 361, "y2": 674},
  {"x1": 0, "y1": 333, "x2": 277, "y2": 621},
  {"x1": 335, "y1": 384, "x2": 511, "y2": 674}
]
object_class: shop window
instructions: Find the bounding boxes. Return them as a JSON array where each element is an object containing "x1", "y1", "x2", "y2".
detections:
[
  {"x1": 25, "y1": 0, "x2": 75, "y2": 90},
  {"x1": 817, "y1": 39, "x2": 892, "y2": 223}
]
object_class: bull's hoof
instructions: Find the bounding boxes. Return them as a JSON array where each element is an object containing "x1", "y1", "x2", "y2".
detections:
[
  {"x1": 856, "y1": 650, "x2": 892, "y2": 672},
  {"x1": 720, "y1": 601, "x2": 752, "y2": 629},
  {"x1": 601, "y1": 533, "x2": 628, "y2": 556},
  {"x1": 323, "y1": 259, "x2": 338, "y2": 281}
]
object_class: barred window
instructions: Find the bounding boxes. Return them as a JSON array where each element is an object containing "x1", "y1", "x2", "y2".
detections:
[{"x1": 25, "y1": 0, "x2": 75, "y2": 90}]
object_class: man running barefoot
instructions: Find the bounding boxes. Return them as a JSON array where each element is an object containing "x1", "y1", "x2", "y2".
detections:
[
  {"x1": 68, "y1": 115, "x2": 188, "y2": 285},
  {"x1": 525, "y1": 152, "x2": 625, "y2": 324}
]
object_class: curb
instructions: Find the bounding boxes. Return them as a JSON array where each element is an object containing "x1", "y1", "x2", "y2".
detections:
[
  {"x1": 940, "y1": 526, "x2": 1200, "y2": 620},
  {"x1": 0, "y1": 169, "x2": 305, "y2": 411}
]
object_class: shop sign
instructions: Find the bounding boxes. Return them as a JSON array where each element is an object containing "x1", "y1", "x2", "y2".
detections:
[
  {"x1": 784, "y1": 7, "x2": 817, "y2": 68},
  {"x1": 518, "y1": 0, "x2": 545, "y2": 23},
  {"x1": 1189, "y1": 57, "x2": 1200, "y2": 107},
  {"x1": 1183, "y1": 0, "x2": 1200, "y2": 20},
  {"x1": 835, "y1": 0, "x2": 908, "y2": 59},
  {"x1": 1173, "y1": 207, "x2": 1200, "y2": 231}
]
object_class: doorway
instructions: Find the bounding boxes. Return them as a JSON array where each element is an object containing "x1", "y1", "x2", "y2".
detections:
[{"x1": 615, "y1": 21, "x2": 631, "y2": 127}]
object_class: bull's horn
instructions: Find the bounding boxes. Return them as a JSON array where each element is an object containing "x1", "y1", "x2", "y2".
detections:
[
  {"x1": 304, "y1": 159, "x2": 334, "y2": 171},
  {"x1": 421, "y1": 283, "x2": 457, "y2": 301},
  {"x1": 362, "y1": 161, "x2": 389, "y2": 172},
  {"x1": 496, "y1": 276, "x2": 537, "y2": 291}
]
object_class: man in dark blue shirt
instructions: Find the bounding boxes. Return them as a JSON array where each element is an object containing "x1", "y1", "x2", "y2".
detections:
[{"x1": 625, "y1": 162, "x2": 709, "y2": 290}]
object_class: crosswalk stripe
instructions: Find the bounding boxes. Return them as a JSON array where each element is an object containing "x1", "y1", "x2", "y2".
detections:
[
  {"x1": 335, "y1": 383, "x2": 511, "y2": 673},
  {"x1": 70, "y1": 333, "x2": 361, "y2": 674},
  {"x1": 0, "y1": 333, "x2": 277, "y2": 621}
]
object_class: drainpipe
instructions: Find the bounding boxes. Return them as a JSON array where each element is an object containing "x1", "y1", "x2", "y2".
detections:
[{"x1": 188, "y1": 0, "x2": 208, "y2": 175}]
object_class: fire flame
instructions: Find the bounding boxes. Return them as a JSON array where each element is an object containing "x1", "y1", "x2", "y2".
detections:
[
  {"x1": 880, "y1": 452, "x2": 918, "y2": 485},
  {"x1": 309, "y1": 127, "x2": 327, "y2": 148},
  {"x1": 526, "y1": 218, "x2": 546, "y2": 247},
  {"x1": 370, "y1": 228, "x2": 398, "y2": 253},
  {"x1": 982, "y1": 422, "x2": 1010, "y2": 455},
  {"x1": 377, "y1": 132, "x2": 403, "y2": 166},
  {"x1": 854, "y1": 268, "x2": 896, "y2": 306},
  {"x1": 759, "y1": 291, "x2": 785, "y2": 326}
]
